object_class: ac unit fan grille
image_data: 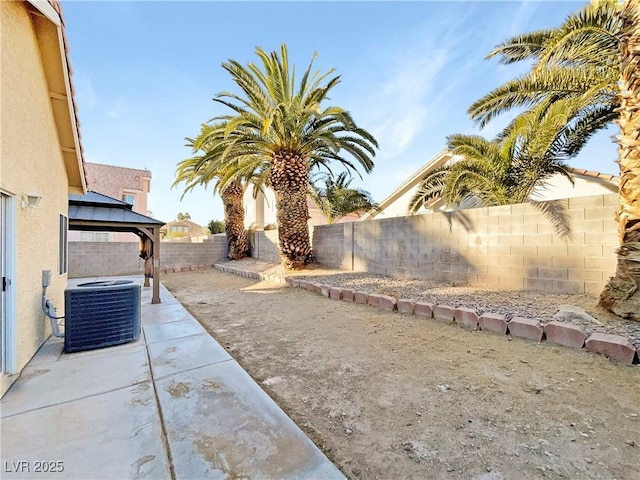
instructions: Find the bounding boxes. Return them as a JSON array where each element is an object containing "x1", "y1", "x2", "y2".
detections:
[{"x1": 64, "y1": 283, "x2": 141, "y2": 353}]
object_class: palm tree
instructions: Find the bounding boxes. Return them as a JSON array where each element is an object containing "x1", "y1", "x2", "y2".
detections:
[
  {"x1": 309, "y1": 172, "x2": 377, "y2": 224},
  {"x1": 599, "y1": 0, "x2": 640, "y2": 319},
  {"x1": 196, "y1": 45, "x2": 378, "y2": 269},
  {"x1": 174, "y1": 131, "x2": 249, "y2": 260},
  {"x1": 468, "y1": 0, "x2": 621, "y2": 139},
  {"x1": 409, "y1": 96, "x2": 586, "y2": 213}
]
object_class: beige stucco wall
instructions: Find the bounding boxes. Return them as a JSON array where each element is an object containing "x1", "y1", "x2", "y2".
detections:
[
  {"x1": 1, "y1": 1, "x2": 70, "y2": 395},
  {"x1": 244, "y1": 184, "x2": 277, "y2": 228},
  {"x1": 530, "y1": 174, "x2": 618, "y2": 201}
]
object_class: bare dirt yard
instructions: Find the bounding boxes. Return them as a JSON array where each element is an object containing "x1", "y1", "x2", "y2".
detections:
[{"x1": 163, "y1": 269, "x2": 639, "y2": 480}]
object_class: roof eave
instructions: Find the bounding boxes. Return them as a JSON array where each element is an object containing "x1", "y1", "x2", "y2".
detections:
[
  {"x1": 28, "y1": 1, "x2": 87, "y2": 194},
  {"x1": 360, "y1": 149, "x2": 454, "y2": 220}
]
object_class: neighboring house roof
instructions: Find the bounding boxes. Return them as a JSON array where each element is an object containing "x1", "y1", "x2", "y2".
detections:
[
  {"x1": 28, "y1": 0, "x2": 86, "y2": 193},
  {"x1": 360, "y1": 150, "x2": 457, "y2": 220},
  {"x1": 566, "y1": 168, "x2": 619, "y2": 182},
  {"x1": 68, "y1": 192, "x2": 163, "y2": 229},
  {"x1": 85, "y1": 163, "x2": 151, "y2": 199},
  {"x1": 362, "y1": 149, "x2": 619, "y2": 220},
  {"x1": 306, "y1": 196, "x2": 362, "y2": 225},
  {"x1": 161, "y1": 219, "x2": 204, "y2": 231}
]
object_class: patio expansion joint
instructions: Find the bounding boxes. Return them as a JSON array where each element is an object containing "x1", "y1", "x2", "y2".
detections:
[
  {"x1": 143, "y1": 338, "x2": 177, "y2": 480},
  {"x1": 150, "y1": 357, "x2": 235, "y2": 382},
  {"x1": 143, "y1": 331, "x2": 207, "y2": 346},
  {"x1": 0, "y1": 378, "x2": 151, "y2": 420}
]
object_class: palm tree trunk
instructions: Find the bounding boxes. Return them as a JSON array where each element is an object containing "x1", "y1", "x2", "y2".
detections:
[
  {"x1": 221, "y1": 180, "x2": 248, "y2": 260},
  {"x1": 270, "y1": 151, "x2": 312, "y2": 269},
  {"x1": 599, "y1": 0, "x2": 640, "y2": 320}
]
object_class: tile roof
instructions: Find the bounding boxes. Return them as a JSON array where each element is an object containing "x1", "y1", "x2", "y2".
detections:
[
  {"x1": 85, "y1": 163, "x2": 152, "y2": 199},
  {"x1": 567, "y1": 167, "x2": 619, "y2": 182}
]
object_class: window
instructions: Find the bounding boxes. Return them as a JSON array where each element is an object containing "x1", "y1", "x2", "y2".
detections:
[
  {"x1": 58, "y1": 214, "x2": 68, "y2": 275},
  {"x1": 122, "y1": 194, "x2": 135, "y2": 206}
]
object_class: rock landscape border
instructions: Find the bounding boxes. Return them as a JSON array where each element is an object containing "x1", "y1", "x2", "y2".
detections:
[{"x1": 160, "y1": 262, "x2": 639, "y2": 366}]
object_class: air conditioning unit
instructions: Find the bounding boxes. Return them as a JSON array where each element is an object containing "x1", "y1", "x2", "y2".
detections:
[{"x1": 64, "y1": 280, "x2": 141, "y2": 353}]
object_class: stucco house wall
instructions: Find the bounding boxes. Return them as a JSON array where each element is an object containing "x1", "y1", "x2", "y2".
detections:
[
  {"x1": 1, "y1": 1, "x2": 85, "y2": 396},
  {"x1": 244, "y1": 184, "x2": 277, "y2": 229},
  {"x1": 244, "y1": 183, "x2": 360, "y2": 229}
]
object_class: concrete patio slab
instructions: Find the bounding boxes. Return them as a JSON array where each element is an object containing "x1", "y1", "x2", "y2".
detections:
[
  {"x1": 1, "y1": 275, "x2": 344, "y2": 479},
  {"x1": 1, "y1": 382, "x2": 170, "y2": 479},
  {"x1": 27, "y1": 336, "x2": 64, "y2": 366},
  {"x1": 1, "y1": 345, "x2": 149, "y2": 418},
  {"x1": 147, "y1": 333, "x2": 232, "y2": 380},
  {"x1": 142, "y1": 303, "x2": 195, "y2": 325},
  {"x1": 156, "y1": 361, "x2": 344, "y2": 480},
  {"x1": 143, "y1": 318, "x2": 207, "y2": 345}
]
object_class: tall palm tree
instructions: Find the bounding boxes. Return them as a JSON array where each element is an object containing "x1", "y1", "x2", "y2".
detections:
[
  {"x1": 196, "y1": 45, "x2": 378, "y2": 269},
  {"x1": 174, "y1": 130, "x2": 249, "y2": 260},
  {"x1": 599, "y1": 0, "x2": 640, "y2": 319},
  {"x1": 469, "y1": 0, "x2": 621, "y2": 139},
  {"x1": 309, "y1": 172, "x2": 377, "y2": 224}
]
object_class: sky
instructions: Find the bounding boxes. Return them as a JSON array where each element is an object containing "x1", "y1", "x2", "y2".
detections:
[{"x1": 62, "y1": 0, "x2": 619, "y2": 226}]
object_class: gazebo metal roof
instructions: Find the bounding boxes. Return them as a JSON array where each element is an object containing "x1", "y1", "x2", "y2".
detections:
[{"x1": 68, "y1": 192, "x2": 164, "y2": 303}]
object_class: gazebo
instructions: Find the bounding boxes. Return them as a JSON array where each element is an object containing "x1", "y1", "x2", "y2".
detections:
[{"x1": 68, "y1": 192, "x2": 164, "y2": 303}]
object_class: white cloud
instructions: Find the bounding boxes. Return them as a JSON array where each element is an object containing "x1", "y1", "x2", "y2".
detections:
[
  {"x1": 368, "y1": 46, "x2": 449, "y2": 159},
  {"x1": 508, "y1": 1, "x2": 542, "y2": 38},
  {"x1": 73, "y1": 71, "x2": 97, "y2": 110},
  {"x1": 392, "y1": 162, "x2": 421, "y2": 182}
]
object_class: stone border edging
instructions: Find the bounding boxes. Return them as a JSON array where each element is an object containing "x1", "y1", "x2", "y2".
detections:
[
  {"x1": 159, "y1": 264, "x2": 215, "y2": 274},
  {"x1": 212, "y1": 264, "x2": 639, "y2": 366}
]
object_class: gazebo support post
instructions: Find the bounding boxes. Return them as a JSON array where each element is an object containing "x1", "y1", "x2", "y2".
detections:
[{"x1": 152, "y1": 226, "x2": 161, "y2": 304}]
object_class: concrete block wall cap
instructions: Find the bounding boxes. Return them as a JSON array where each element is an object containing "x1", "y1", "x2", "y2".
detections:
[
  {"x1": 433, "y1": 305, "x2": 455, "y2": 323},
  {"x1": 585, "y1": 332, "x2": 637, "y2": 365},
  {"x1": 544, "y1": 321, "x2": 587, "y2": 349},
  {"x1": 509, "y1": 317, "x2": 544, "y2": 342},
  {"x1": 478, "y1": 312, "x2": 509, "y2": 335},
  {"x1": 414, "y1": 301, "x2": 434, "y2": 318},
  {"x1": 397, "y1": 298, "x2": 416, "y2": 315},
  {"x1": 455, "y1": 307, "x2": 479, "y2": 330}
]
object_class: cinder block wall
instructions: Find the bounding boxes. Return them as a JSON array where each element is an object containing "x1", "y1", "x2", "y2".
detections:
[
  {"x1": 68, "y1": 241, "x2": 142, "y2": 277},
  {"x1": 252, "y1": 230, "x2": 281, "y2": 264},
  {"x1": 161, "y1": 236, "x2": 227, "y2": 268},
  {"x1": 69, "y1": 235, "x2": 228, "y2": 278},
  {"x1": 312, "y1": 222, "x2": 346, "y2": 269},
  {"x1": 312, "y1": 194, "x2": 618, "y2": 296}
]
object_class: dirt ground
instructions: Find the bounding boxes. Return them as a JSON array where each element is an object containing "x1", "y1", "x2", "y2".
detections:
[{"x1": 163, "y1": 269, "x2": 639, "y2": 480}]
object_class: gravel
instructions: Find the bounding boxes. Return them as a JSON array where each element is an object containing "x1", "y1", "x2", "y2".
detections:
[{"x1": 218, "y1": 259, "x2": 640, "y2": 350}]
